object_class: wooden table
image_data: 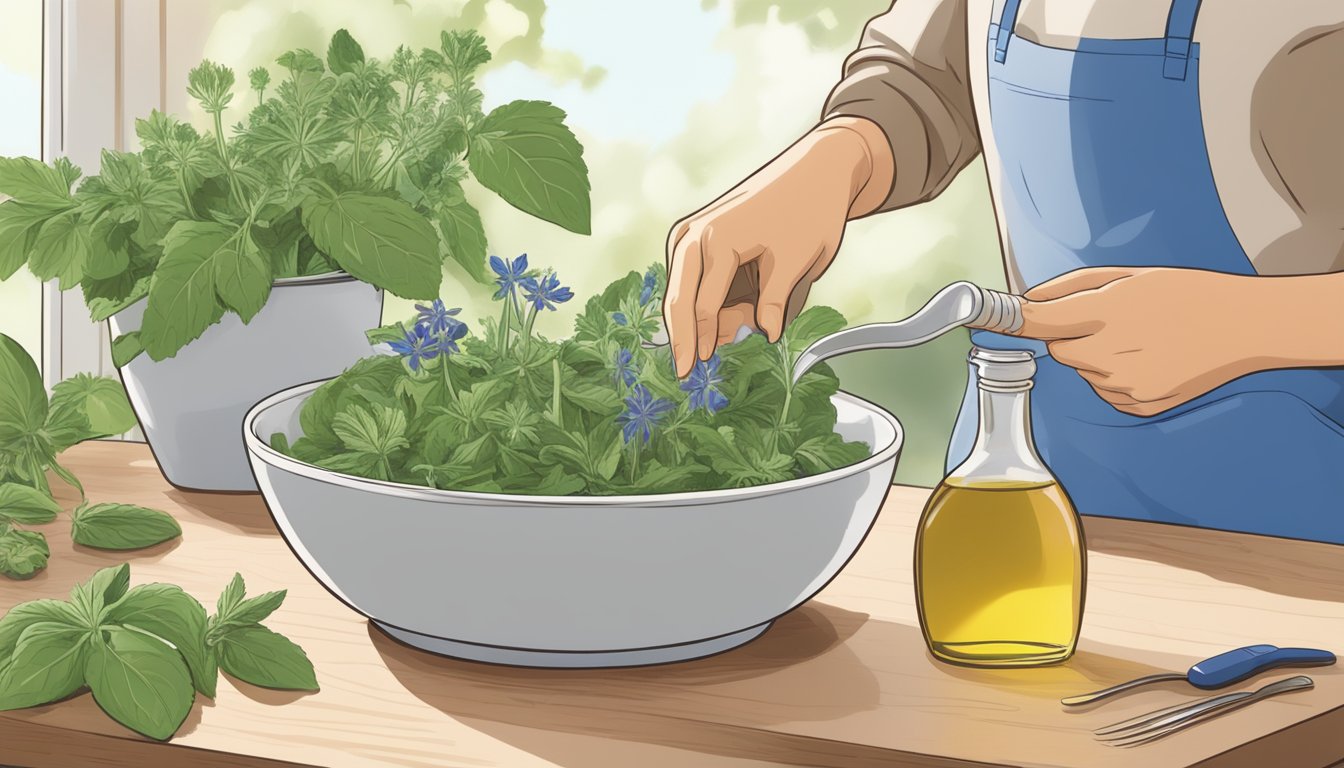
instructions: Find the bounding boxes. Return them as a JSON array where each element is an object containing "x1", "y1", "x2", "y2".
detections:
[{"x1": 2, "y1": 442, "x2": 1342, "y2": 768}]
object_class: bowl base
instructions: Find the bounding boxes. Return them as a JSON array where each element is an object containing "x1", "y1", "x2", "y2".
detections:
[{"x1": 372, "y1": 620, "x2": 774, "y2": 668}]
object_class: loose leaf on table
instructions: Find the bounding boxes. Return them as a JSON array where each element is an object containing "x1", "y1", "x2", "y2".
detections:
[
  {"x1": 301, "y1": 191, "x2": 440, "y2": 300},
  {"x1": 0, "y1": 482, "x2": 62, "y2": 524},
  {"x1": 0, "y1": 525, "x2": 49, "y2": 580},
  {"x1": 215, "y1": 572, "x2": 246, "y2": 618},
  {"x1": 216, "y1": 625, "x2": 318, "y2": 691},
  {"x1": 49, "y1": 373, "x2": 137, "y2": 439},
  {"x1": 72, "y1": 503, "x2": 182, "y2": 550},
  {"x1": 467, "y1": 100, "x2": 591, "y2": 235},
  {"x1": 139, "y1": 221, "x2": 233, "y2": 361},
  {"x1": 0, "y1": 622, "x2": 90, "y2": 711},
  {"x1": 0, "y1": 598, "x2": 84, "y2": 660},
  {"x1": 84, "y1": 625, "x2": 195, "y2": 741},
  {"x1": 107, "y1": 583, "x2": 215, "y2": 698},
  {"x1": 71, "y1": 563, "x2": 132, "y2": 622},
  {"x1": 211, "y1": 588, "x2": 287, "y2": 635}
]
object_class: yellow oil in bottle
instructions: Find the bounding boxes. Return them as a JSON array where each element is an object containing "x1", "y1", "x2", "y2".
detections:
[{"x1": 915, "y1": 476, "x2": 1085, "y2": 666}]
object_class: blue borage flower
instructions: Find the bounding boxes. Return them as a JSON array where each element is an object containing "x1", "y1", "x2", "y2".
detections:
[
  {"x1": 614, "y1": 348, "x2": 638, "y2": 386},
  {"x1": 680, "y1": 353, "x2": 728, "y2": 414},
  {"x1": 414, "y1": 299, "x2": 460, "y2": 335},
  {"x1": 388, "y1": 323, "x2": 440, "y2": 371},
  {"x1": 489, "y1": 253, "x2": 529, "y2": 300},
  {"x1": 612, "y1": 311, "x2": 629, "y2": 326},
  {"x1": 435, "y1": 317, "x2": 469, "y2": 355},
  {"x1": 521, "y1": 272, "x2": 575, "y2": 311},
  {"x1": 639, "y1": 268, "x2": 657, "y2": 306},
  {"x1": 616, "y1": 384, "x2": 675, "y2": 444}
]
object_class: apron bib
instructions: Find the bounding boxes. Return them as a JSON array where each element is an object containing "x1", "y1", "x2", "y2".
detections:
[{"x1": 946, "y1": 0, "x2": 1344, "y2": 543}]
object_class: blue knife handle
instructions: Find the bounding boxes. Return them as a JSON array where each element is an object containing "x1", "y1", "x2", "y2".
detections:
[{"x1": 1188, "y1": 645, "x2": 1336, "y2": 689}]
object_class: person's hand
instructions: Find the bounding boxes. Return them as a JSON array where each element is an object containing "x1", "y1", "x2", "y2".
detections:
[
  {"x1": 1012, "y1": 267, "x2": 1268, "y2": 416},
  {"x1": 663, "y1": 117, "x2": 892, "y2": 377}
]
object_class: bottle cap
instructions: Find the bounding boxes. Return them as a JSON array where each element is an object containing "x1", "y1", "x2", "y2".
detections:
[{"x1": 970, "y1": 347, "x2": 1035, "y2": 392}]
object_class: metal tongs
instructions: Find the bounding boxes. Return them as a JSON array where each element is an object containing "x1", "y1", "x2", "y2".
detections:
[
  {"x1": 791, "y1": 281, "x2": 1025, "y2": 383},
  {"x1": 1094, "y1": 675, "x2": 1314, "y2": 747}
]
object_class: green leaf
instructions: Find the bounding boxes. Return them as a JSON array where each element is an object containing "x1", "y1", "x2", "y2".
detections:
[
  {"x1": 0, "y1": 156, "x2": 76, "y2": 207},
  {"x1": 84, "y1": 625, "x2": 194, "y2": 741},
  {"x1": 216, "y1": 573, "x2": 245, "y2": 618},
  {"x1": 783, "y1": 306, "x2": 847, "y2": 362},
  {"x1": 0, "y1": 483, "x2": 61, "y2": 524},
  {"x1": 140, "y1": 221, "x2": 231, "y2": 361},
  {"x1": 106, "y1": 583, "x2": 214, "y2": 698},
  {"x1": 212, "y1": 235, "x2": 273, "y2": 323},
  {"x1": 468, "y1": 100, "x2": 591, "y2": 235},
  {"x1": 0, "y1": 333, "x2": 50, "y2": 445},
  {"x1": 71, "y1": 503, "x2": 182, "y2": 550},
  {"x1": 72, "y1": 563, "x2": 132, "y2": 622},
  {"x1": 0, "y1": 201, "x2": 54, "y2": 280},
  {"x1": 301, "y1": 192, "x2": 440, "y2": 300},
  {"x1": 0, "y1": 599, "x2": 86, "y2": 660},
  {"x1": 0, "y1": 622, "x2": 89, "y2": 710},
  {"x1": 793, "y1": 433, "x2": 869, "y2": 475},
  {"x1": 0, "y1": 525, "x2": 49, "y2": 580},
  {"x1": 83, "y1": 268, "x2": 151, "y2": 322},
  {"x1": 49, "y1": 374, "x2": 137, "y2": 438},
  {"x1": 561, "y1": 376, "x2": 622, "y2": 414},
  {"x1": 84, "y1": 215, "x2": 132, "y2": 280},
  {"x1": 212, "y1": 589, "x2": 285, "y2": 636},
  {"x1": 28, "y1": 212, "x2": 89, "y2": 289},
  {"x1": 436, "y1": 193, "x2": 489, "y2": 284},
  {"x1": 327, "y1": 29, "x2": 365, "y2": 75},
  {"x1": 216, "y1": 625, "x2": 318, "y2": 691},
  {"x1": 111, "y1": 332, "x2": 145, "y2": 368}
]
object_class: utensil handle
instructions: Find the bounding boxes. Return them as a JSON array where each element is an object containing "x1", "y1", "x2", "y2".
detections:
[
  {"x1": 1188, "y1": 645, "x2": 1336, "y2": 689},
  {"x1": 964, "y1": 287, "x2": 1025, "y2": 335},
  {"x1": 1061, "y1": 672, "x2": 1186, "y2": 707}
]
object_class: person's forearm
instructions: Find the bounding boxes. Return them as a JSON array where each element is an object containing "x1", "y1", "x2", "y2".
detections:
[
  {"x1": 807, "y1": 117, "x2": 896, "y2": 219},
  {"x1": 1239, "y1": 272, "x2": 1344, "y2": 370}
]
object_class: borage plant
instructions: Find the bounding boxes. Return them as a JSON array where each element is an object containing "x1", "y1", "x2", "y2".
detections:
[
  {"x1": 0, "y1": 27, "x2": 590, "y2": 365},
  {"x1": 276, "y1": 262, "x2": 870, "y2": 495}
]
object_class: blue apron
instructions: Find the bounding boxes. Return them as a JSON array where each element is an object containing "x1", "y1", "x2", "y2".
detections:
[{"x1": 946, "y1": 0, "x2": 1344, "y2": 543}]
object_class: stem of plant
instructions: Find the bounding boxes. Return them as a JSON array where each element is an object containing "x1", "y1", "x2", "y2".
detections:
[
  {"x1": 521, "y1": 305, "x2": 539, "y2": 354},
  {"x1": 177, "y1": 169, "x2": 199, "y2": 218},
  {"x1": 441, "y1": 356, "x2": 459, "y2": 402},
  {"x1": 630, "y1": 439, "x2": 641, "y2": 484},
  {"x1": 211, "y1": 110, "x2": 246, "y2": 211},
  {"x1": 551, "y1": 356, "x2": 563, "y2": 427},
  {"x1": 351, "y1": 125, "x2": 364, "y2": 184},
  {"x1": 496, "y1": 294, "x2": 512, "y2": 355}
]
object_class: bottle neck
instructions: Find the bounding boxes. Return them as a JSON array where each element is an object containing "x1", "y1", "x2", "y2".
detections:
[{"x1": 950, "y1": 383, "x2": 1052, "y2": 484}]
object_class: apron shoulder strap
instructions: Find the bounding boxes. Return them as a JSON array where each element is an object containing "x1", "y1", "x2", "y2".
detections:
[
  {"x1": 1164, "y1": 0, "x2": 1204, "y2": 80},
  {"x1": 993, "y1": 0, "x2": 1025, "y2": 63}
]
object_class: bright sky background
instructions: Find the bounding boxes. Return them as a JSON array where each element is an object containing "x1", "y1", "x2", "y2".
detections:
[{"x1": 0, "y1": 0, "x2": 43, "y2": 365}]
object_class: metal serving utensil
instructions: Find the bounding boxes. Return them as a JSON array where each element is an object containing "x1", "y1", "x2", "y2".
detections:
[
  {"x1": 1095, "y1": 675, "x2": 1314, "y2": 747},
  {"x1": 790, "y1": 281, "x2": 1024, "y2": 384}
]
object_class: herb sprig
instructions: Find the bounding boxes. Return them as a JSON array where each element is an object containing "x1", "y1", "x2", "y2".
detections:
[
  {"x1": 0, "y1": 565, "x2": 316, "y2": 741},
  {"x1": 0, "y1": 27, "x2": 590, "y2": 365},
  {"x1": 280, "y1": 261, "x2": 869, "y2": 495}
]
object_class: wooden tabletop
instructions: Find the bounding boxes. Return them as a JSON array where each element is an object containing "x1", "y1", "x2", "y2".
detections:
[{"x1": 2, "y1": 442, "x2": 1342, "y2": 768}]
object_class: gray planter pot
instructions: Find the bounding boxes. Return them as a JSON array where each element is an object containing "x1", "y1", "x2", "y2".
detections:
[
  {"x1": 245, "y1": 382, "x2": 903, "y2": 667},
  {"x1": 110, "y1": 273, "x2": 383, "y2": 493}
]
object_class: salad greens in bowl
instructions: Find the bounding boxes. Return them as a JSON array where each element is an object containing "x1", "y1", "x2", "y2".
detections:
[{"x1": 244, "y1": 261, "x2": 902, "y2": 666}]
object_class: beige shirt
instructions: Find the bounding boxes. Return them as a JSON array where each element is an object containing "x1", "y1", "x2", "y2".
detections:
[{"x1": 822, "y1": 0, "x2": 1344, "y2": 291}]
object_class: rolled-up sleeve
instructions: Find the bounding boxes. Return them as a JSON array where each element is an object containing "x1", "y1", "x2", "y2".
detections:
[{"x1": 822, "y1": 0, "x2": 979, "y2": 212}]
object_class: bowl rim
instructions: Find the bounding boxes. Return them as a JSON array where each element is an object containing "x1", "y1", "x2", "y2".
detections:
[{"x1": 243, "y1": 379, "x2": 903, "y2": 508}]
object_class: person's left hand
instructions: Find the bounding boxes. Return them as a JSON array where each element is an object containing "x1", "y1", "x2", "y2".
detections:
[{"x1": 1011, "y1": 267, "x2": 1262, "y2": 417}]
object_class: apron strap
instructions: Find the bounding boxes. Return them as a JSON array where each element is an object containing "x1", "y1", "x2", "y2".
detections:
[
  {"x1": 993, "y1": 0, "x2": 1025, "y2": 63},
  {"x1": 1163, "y1": 0, "x2": 1204, "y2": 80}
]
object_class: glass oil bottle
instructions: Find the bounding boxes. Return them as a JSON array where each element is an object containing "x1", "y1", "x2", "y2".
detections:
[{"x1": 915, "y1": 347, "x2": 1085, "y2": 667}]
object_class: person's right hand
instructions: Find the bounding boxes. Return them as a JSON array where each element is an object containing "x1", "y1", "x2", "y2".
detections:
[{"x1": 663, "y1": 117, "x2": 893, "y2": 377}]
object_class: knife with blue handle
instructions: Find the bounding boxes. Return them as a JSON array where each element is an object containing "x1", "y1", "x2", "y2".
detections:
[{"x1": 1061, "y1": 645, "x2": 1335, "y2": 706}]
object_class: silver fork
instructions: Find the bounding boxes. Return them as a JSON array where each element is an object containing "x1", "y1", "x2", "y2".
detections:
[{"x1": 1095, "y1": 675, "x2": 1314, "y2": 747}]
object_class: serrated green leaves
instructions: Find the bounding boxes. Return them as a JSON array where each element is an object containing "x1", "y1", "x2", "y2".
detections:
[
  {"x1": 140, "y1": 221, "x2": 232, "y2": 361},
  {"x1": 301, "y1": 191, "x2": 440, "y2": 299},
  {"x1": 0, "y1": 201, "x2": 55, "y2": 280},
  {"x1": 327, "y1": 29, "x2": 365, "y2": 75},
  {"x1": 0, "y1": 565, "x2": 315, "y2": 740},
  {"x1": 468, "y1": 100, "x2": 591, "y2": 235},
  {"x1": 85, "y1": 626, "x2": 195, "y2": 741},
  {"x1": 436, "y1": 188, "x2": 489, "y2": 285},
  {"x1": 71, "y1": 503, "x2": 182, "y2": 550},
  {"x1": 28, "y1": 212, "x2": 89, "y2": 289},
  {"x1": 212, "y1": 235, "x2": 273, "y2": 322},
  {"x1": 0, "y1": 156, "x2": 78, "y2": 207},
  {"x1": 49, "y1": 373, "x2": 137, "y2": 439},
  {"x1": 0, "y1": 525, "x2": 49, "y2": 579},
  {"x1": 0, "y1": 483, "x2": 62, "y2": 524}
]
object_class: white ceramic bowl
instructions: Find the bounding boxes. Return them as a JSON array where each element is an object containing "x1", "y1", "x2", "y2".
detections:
[{"x1": 244, "y1": 381, "x2": 902, "y2": 667}]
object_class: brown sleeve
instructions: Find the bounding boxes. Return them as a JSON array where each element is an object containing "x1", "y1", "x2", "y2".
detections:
[{"x1": 821, "y1": 0, "x2": 981, "y2": 213}]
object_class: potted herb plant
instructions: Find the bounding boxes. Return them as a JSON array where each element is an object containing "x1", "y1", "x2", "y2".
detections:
[
  {"x1": 0, "y1": 28, "x2": 591, "y2": 492},
  {"x1": 243, "y1": 262, "x2": 904, "y2": 666}
]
